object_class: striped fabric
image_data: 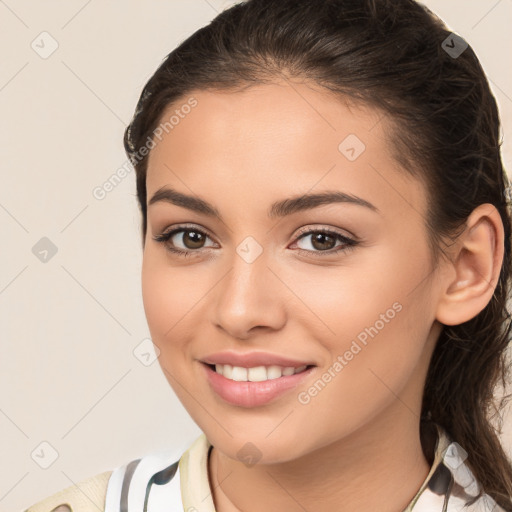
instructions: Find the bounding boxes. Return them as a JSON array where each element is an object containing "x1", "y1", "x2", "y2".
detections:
[
  {"x1": 104, "y1": 426, "x2": 507, "y2": 512},
  {"x1": 24, "y1": 425, "x2": 508, "y2": 511},
  {"x1": 104, "y1": 433, "x2": 215, "y2": 512}
]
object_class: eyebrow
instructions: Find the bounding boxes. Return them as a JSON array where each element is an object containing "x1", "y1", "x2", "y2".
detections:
[{"x1": 148, "y1": 186, "x2": 380, "y2": 220}]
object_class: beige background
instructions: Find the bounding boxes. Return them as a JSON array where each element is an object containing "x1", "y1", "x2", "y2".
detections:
[{"x1": 0, "y1": 1, "x2": 511, "y2": 509}]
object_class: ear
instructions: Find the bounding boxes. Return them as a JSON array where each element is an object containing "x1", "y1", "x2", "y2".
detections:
[{"x1": 435, "y1": 203, "x2": 505, "y2": 326}]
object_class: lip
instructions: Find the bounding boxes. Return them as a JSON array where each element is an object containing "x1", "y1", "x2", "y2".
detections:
[
  {"x1": 200, "y1": 350, "x2": 315, "y2": 368},
  {"x1": 201, "y1": 362, "x2": 316, "y2": 408}
]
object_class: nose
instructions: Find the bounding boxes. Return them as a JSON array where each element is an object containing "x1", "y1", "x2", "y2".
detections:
[{"x1": 211, "y1": 249, "x2": 287, "y2": 340}]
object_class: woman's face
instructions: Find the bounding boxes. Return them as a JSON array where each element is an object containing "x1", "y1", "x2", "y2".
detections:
[{"x1": 142, "y1": 80, "x2": 445, "y2": 463}]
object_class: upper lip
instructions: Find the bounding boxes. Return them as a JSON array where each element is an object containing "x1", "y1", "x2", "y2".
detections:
[{"x1": 200, "y1": 351, "x2": 316, "y2": 368}]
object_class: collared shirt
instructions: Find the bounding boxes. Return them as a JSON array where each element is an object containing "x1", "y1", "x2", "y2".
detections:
[{"x1": 103, "y1": 424, "x2": 506, "y2": 512}]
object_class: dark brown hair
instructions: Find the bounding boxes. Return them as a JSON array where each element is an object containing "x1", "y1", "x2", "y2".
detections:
[{"x1": 123, "y1": 0, "x2": 512, "y2": 507}]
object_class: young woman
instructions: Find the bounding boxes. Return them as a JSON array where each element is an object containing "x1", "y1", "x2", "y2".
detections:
[{"x1": 24, "y1": 0, "x2": 512, "y2": 511}]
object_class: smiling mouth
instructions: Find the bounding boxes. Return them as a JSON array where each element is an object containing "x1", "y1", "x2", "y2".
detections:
[{"x1": 204, "y1": 362, "x2": 315, "y2": 382}]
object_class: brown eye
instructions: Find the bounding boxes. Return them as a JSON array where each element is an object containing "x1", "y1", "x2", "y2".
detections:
[
  {"x1": 152, "y1": 225, "x2": 216, "y2": 257},
  {"x1": 309, "y1": 232, "x2": 337, "y2": 251},
  {"x1": 292, "y1": 228, "x2": 359, "y2": 257},
  {"x1": 153, "y1": 225, "x2": 358, "y2": 259},
  {"x1": 178, "y1": 229, "x2": 207, "y2": 249}
]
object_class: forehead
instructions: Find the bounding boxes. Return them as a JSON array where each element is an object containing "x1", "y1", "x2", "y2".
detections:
[{"x1": 145, "y1": 81, "x2": 427, "y2": 222}]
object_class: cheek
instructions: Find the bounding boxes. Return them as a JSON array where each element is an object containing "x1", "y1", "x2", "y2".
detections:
[
  {"x1": 141, "y1": 259, "x2": 173, "y2": 337},
  {"x1": 141, "y1": 252, "x2": 215, "y2": 370},
  {"x1": 279, "y1": 244, "x2": 411, "y2": 345},
  {"x1": 291, "y1": 301, "x2": 430, "y2": 453},
  {"x1": 141, "y1": 254, "x2": 193, "y2": 348},
  {"x1": 141, "y1": 257, "x2": 200, "y2": 397},
  {"x1": 291, "y1": 245, "x2": 433, "y2": 417}
]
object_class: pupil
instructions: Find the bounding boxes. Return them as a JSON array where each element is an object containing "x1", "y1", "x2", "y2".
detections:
[
  {"x1": 185, "y1": 230, "x2": 204, "y2": 249},
  {"x1": 312, "y1": 233, "x2": 334, "y2": 250}
]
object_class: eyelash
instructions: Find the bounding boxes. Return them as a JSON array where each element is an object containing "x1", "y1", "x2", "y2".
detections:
[{"x1": 152, "y1": 224, "x2": 359, "y2": 259}]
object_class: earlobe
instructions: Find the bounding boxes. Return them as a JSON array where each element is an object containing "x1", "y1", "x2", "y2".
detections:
[{"x1": 435, "y1": 203, "x2": 504, "y2": 327}]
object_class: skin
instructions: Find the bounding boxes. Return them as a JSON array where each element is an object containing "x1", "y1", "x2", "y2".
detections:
[{"x1": 141, "y1": 79, "x2": 504, "y2": 512}]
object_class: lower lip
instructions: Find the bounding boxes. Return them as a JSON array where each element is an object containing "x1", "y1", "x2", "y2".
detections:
[{"x1": 201, "y1": 363, "x2": 315, "y2": 408}]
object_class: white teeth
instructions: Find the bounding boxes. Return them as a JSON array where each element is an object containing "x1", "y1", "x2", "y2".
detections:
[
  {"x1": 212, "y1": 363, "x2": 309, "y2": 381},
  {"x1": 248, "y1": 366, "x2": 267, "y2": 382},
  {"x1": 232, "y1": 366, "x2": 247, "y2": 381},
  {"x1": 267, "y1": 365, "x2": 283, "y2": 380}
]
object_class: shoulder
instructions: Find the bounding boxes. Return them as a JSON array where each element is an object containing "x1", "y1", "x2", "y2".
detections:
[
  {"x1": 22, "y1": 470, "x2": 112, "y2": 512},
  {"x1": 22, "y1": 433, "x2": 210, "y2": 512}
]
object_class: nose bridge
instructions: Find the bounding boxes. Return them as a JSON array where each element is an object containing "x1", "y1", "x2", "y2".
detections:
[
  {"x1": 223, "y1": 235, "x2": 270, "y2": 301},
  {"x1": 212, "y1": 235, "x2": 286, "y2": 336}
]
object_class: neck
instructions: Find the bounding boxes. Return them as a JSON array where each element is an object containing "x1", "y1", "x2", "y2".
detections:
[{"x1": 208, "y1": 405, "x2": 432, "y2": 512}]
